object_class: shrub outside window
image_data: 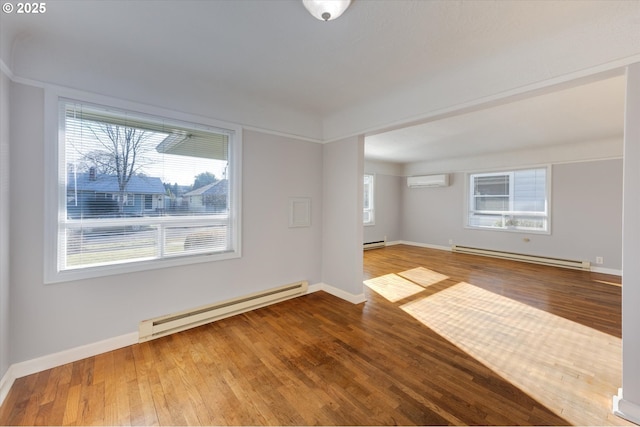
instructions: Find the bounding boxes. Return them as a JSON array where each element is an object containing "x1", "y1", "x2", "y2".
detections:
[{"x1": 467, "y1": 167, "x2": 549, "y2": 233}]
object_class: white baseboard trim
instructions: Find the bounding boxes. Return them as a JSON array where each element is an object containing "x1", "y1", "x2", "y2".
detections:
[
  {"x1": 591, "y1": 266, "x2": 622, "y2": 276},
  {"x1": 10, "y1": 332, "x2": 139, "y2": 380},
  {"x1": 0, "y1": 365, "x2": 16, "y2": 407},
  {"x1": 613, "y1": 388, "x2": 640, "y2": 424},
  {"x1": 0, "y1": 332, "x2": 138, "y2": 407},
  {"x1": 307, "y1": 282, "x2": 367, "y2": 304},
  {"x1": 396, "y1": 240, "x2": 452, "y2": 252},
  {"x1": 398, "y1": 241, "x2": 624, "y2": 276}
]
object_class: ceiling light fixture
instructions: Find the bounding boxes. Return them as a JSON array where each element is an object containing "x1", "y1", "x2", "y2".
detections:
[{"x1": 302, "y1": 0, "x2": 351, "y2": 21}]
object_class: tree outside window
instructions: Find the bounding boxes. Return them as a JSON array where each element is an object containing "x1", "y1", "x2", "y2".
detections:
[{"x1": 51, "y1": 98, "x2": 241, "y2": 282}]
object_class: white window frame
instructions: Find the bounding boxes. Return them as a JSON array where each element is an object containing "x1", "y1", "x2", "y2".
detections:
[
  {"x1": 465, "y1": 166, "x2": 551, "y2": 234},
  {"x1": 44, "y1": 89, "x2": 242, "y2": 284},
  {"x1": 363, "y1": 174, "x2": 375, "y2": 226}
]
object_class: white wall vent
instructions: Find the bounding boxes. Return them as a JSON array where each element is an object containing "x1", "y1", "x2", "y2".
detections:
[{"x1": 407, "y1": 174, "x2": 449, "y2": 188}]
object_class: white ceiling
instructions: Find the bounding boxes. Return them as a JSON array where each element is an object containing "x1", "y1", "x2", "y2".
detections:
[
  {"x1": 365, "y1": 75, "x2": 626, "y2": 165},
  {"x1": 1, "y1": 1, "x2": 639, "y2": 164}
]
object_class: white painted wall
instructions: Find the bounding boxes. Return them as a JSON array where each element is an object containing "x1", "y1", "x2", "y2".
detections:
[
  {"x1": 400, "y1": 159, "x2": 623, "y2": 270},
  {"x1": 551, "y1": 160, "x2": 622, "y2": 269},
  {"x1": 0, "y1": 69, "x2": 10, "y2": 380},
  {"x1": 322, "y1": 136, "x2": 365, "y2": 298},
  {"x1": 403, "y1": 137, "x2": 623, "y2": 177},
  {"x1": 614, "y1": 62, "x2": 640, "y2": 424},
  {"x1": 8, "y1": 81, "x2": 324, "y2": 363}
]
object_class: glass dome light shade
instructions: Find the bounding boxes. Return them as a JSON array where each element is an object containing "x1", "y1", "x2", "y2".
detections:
[{"x1": 302, "y1": 0, "x2": 352, "y2": 21}]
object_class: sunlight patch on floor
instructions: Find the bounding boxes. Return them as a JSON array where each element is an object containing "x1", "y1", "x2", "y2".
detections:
[
  {"x1": 398, "y1": 267, "x2": 449, "y2": 288},
  {"x1": 363, "y1": 274, "x2": 425, "y2": 302},
  {"x1": 401, "y1": 282, "x2": 631, "y2": 426},
  {"x1": 364, "y1": 267, "x2": 449, "y2": 303},
  {"x1": 594, "y1": 279, "x2": 622, "y2": 287}
]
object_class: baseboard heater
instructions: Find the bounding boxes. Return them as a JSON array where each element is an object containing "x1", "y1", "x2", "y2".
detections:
[
  {"x1": 451, "y1": 245, "x2": 591, "y2": 271},
  {"x1": 139, "y1": 280, "x2": 308, "y2": 343},
  {"x1": 364, "y1": 239, "x2": 386, "y2": 250}
]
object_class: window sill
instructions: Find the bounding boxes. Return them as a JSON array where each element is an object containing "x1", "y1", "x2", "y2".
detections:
[
  {"x1": 44, "y1": 249, "x2": 241, "y2": 284},
  {"x1": 464, "y1": 225, "x2": 551, "y2": 235}
]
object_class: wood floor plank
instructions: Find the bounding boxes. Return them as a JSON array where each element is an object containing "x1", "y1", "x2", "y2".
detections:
[
  {"x1": 128, "y1": 344, "x2": 159, "y2": 426},
  {"x1": 43, "y1": 380, "x2": 69, "y2": 426},
  {"x1": 0, "y1": 245, "x2": 631, "y2": 425},
  {"x1": 61, "y1": 383, "x2": 81, "y2": 426}
]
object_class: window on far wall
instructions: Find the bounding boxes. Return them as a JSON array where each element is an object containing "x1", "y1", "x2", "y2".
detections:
[
  {"x1": 363, "y1": 174, "x2": 375, "y2": 225},
  {"x1": 47, "y1": 98, "x2": 241, "y2": 283},
  {"x1": 467, "y1": 167, "x2": 550, "y2": 233}
]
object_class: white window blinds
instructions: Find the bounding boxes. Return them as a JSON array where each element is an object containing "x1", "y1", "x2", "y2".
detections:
[{"x1": 57, "y1": 99, "x2": 239, "y2": 274}]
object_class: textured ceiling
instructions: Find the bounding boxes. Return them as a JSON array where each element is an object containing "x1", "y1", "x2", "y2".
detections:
[{"x1": 1, "y1": 0, "x2": 639, "y2": 163}]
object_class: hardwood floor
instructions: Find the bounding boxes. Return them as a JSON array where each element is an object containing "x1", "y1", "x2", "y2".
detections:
[{"x1": 0, "y1": 244, "x2": 630, "y2": 425}]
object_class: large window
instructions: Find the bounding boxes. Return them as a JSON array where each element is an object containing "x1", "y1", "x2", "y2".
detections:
[
  {"x1": 467, "y1": 167, "x2": 549, "y2": 233},
  {"x1": 47, "y1": 98, "x2": 241, "y2": 282},
  {"x1": 363, "y1": 174, "x2": 375, "y2": 225}
]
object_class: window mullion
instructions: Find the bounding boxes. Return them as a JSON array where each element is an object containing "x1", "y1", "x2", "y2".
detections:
[
  {"x1": 158, "y1": 225, "x2": 165, "y2": 258},
  {"x1": 508, "y1": 172, "x2": 515, "y2": 214}
]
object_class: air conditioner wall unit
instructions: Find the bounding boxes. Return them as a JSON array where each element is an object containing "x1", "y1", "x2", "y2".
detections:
[{"x1": 407, "y1": 174, "x2": 449, "y2": 188}]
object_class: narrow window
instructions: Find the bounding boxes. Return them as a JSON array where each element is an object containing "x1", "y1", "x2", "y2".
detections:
[{"x1": 363, "y1": 174, "x2": 375, "y2": 225}]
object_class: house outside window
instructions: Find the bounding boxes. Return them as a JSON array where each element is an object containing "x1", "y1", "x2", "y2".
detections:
[
  {"x1": 467, "y1": 167, "x2": 549, "y2": 233},
  {"x1": 47, "y1": 97, "x2": 242, "y2": 283},
  {"x1": 363, "y1": 174, "x2": 375, "y2": 225}
]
